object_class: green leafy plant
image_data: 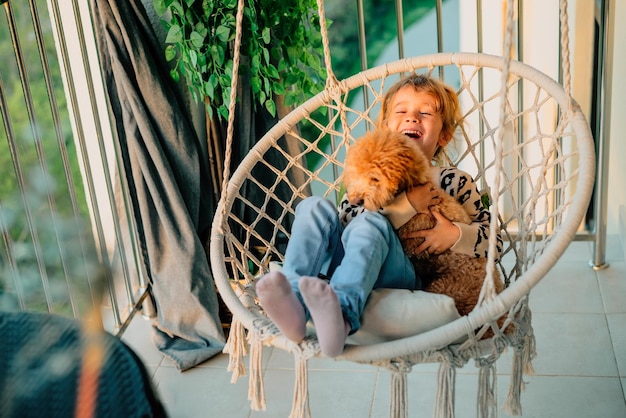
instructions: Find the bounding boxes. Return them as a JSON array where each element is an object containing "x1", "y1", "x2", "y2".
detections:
[{"x1": 153, "y1": 0, "x2": 328, "y2": 121}]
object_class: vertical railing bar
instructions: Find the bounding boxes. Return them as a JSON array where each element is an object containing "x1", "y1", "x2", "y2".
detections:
[
  {"x1": 356, "y1": 0, "x2": 370, "y2": 114},
  {"x1": 517, "y1": 0, "x2": 525, "y2": 227},
  {"x1": 435, "y1": 0, "x2": 444, "y2": 79},
  {"x1": 554, "y1": 0, "x2": 563, "y2": 232},
  {"x1": 590, "y1": 0, "x2": 613, "y2": 269},
  {"x1": 46, "y1": 0, "x2": 123, "y2": 325},
  {"x1": 3, "y1": 2, "x2": 55, "y2": 312},
  {"x1": 395, "y1": 0, "x2": 404, "y2": 60},
  {"x1": 476, "y1": 0, "x2": 486, "y2": 192}
]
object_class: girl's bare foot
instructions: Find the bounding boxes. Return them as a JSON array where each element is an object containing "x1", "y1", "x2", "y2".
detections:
[
  {"x1": 299, "y1": 276, "x2": 349, "y2": 357},
  {"x1": 256, "y1": 272, "x2": 306, "y2": 342}
]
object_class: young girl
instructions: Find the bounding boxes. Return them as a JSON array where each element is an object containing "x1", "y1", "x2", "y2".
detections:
[{"x1": 256, "y1": 74, "x2": 502, "y2": 357}]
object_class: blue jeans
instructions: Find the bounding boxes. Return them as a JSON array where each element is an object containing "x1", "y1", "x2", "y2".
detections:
[{"x1": 280, "y1": 196, "x2": 416, "y2": 334}]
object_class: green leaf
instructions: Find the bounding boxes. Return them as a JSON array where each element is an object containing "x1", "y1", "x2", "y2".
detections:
[
  {"x1": 284, "y1": 93, "x2": 295, "y2": 107},
  {"x1": 170, "y1": 1, "x2": 184, "y2": 15},
  {"x1": 179, "y1": 62, "x2": 187, "y2": 77},
  {"x1": 263, "y1": 77, "x2": 270, "y2": 94},
  {"x1": 210, "y1": 44, "x2": 225, "y2": 66},
  {"x1": 153, "y1": 0, "x2": 167, "y2": 16},
  {"x1": 202, "y1": 1, "x2": 214, "y2": 16},
  {"x1": 261, "y1": 27, "x2": 271, "y2": 44},
  {"x1": 205, "y1": 103, "x2": 214, "y2": 120},
  {"x1": 197, "y1": 52, "x2": 206, "y2": 69},
  {"x1": 272, "y1": 82, "x2": 286, "y2": 95},
  {"x1": 265, "y1": 64, "x2": 279, "y2": 80},
  {"x1": 169, "y1": 68, "x2": 180, "y2": 83},
  {"x1": 190, "y1": 30, "x2": 204, "y2": 48},
  {"x1": 224, "y1": 60, "x2": 234, "y2": 77},
  {"x1": 307, "y1": 53, "x2": 321, "y2": 70},
  {"x1": 216, "y1": 25, "x2": 230, "y2": 43},
  {"x1": 184, "y1": 0, "x2": 195, "y2": 6},
  {"x1": 204, "y1": 80, "x2": 214, "y2": 99},
  {"x1": 194, "y1": 22, "x2": 206, "y2": 35},
  {"x1": 165, "y1": 25, "x2": 183, "y2": 43},
  {"x1": 221, "y1": 86, "x2": 231, "y2": 106},
  {"x1": 481, "y1": 193, "x2": 491, "y2": 209},
  {"x1": 189, "y1": 49, "x2": 198, "y2": 67},
  {"x1": 262, "y1": 47, "x2": 270, "y2": 66},
  {"x1": 283, "y1": 72, "x2": 297, "y2": 85},
  {"x1": 277, "y1": 57, "x2": 288, "y2": 72},
  {"x1": 208, "y1": 73, "x2": 218, "y2": 94},
  {"x1": 218, "y1": 105, "x2": 229, "y2": 120},
  {"x1": 265, "y1": 99, "x2": 276, "y2": 117},
  {"x1": 165, "y1": 45, "x2": 177, "y2": 62},
  {"x1": 220, "y1": 73, "x2": 232, "y2": 89}
]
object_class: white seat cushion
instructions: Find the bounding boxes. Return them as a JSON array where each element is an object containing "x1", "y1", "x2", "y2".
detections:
[{"x1": 347, "y1": 288, "x2": 461, "y2": 345}]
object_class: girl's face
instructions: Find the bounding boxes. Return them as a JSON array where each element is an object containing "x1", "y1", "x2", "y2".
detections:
[{"x1": 385, "y1": 86, "x2": 447, "y2": 161}]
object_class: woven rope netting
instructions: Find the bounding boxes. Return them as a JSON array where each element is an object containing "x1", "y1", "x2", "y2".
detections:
[
  {"x1": 209, "y1": 1, "x2": 595, "y2": 416},
  {"x1": 209, "y1": 52, "x2": 595, "y2": 414}
]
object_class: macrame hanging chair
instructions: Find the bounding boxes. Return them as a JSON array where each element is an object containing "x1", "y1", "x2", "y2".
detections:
[{"x1": 209, "y1": 0, "x2": 595, "y2": 416}]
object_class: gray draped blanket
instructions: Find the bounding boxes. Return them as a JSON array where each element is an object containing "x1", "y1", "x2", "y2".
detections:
[{"x1": 91, "y1": 0, "x2": 225, "y2": 371}]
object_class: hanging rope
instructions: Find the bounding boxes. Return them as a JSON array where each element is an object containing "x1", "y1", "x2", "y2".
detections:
[
  {"x1": 559, "y1": 0, "x2": 573, "y2": 110},
  {"x1": 315, "y1": 0, "x2": 339, "y2": 91},
  {"x1": 218, "y1": 0, "x2": 245, "y2": 226},
  {"x1": 315, "y1": 0, "x2": 352, "y2": 142}
]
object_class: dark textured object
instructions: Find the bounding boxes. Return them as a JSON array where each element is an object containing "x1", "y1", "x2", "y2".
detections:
[{"x1": 0, "y1": 311, "x2": 167, "y2": 418}]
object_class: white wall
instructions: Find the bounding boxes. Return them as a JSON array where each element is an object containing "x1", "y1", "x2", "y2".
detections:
[{"x1": 459, "y1": 0, "x2": 624, "y2": 242}]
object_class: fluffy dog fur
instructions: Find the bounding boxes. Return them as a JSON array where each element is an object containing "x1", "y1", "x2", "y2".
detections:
[{"x1": 343, "y1": 129, "x2": 505, "y2": 331}]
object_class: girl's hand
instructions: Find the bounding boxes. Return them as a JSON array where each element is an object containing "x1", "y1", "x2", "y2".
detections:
[
  {"x1": 406, "y1": 183, "x2": 441, "y2": 213},
  {"x1": 405, "y1": 209, "x2": 460, "y2": 255}
]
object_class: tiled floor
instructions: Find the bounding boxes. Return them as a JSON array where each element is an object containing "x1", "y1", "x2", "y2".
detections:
[{"x1": 112, "y1": 235, "x2": 626, "y2": 418}]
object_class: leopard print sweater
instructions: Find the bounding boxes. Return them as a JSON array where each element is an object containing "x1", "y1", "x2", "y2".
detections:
[{"x1": 338, "y1": 166, "x2": 503, "y2": 259}]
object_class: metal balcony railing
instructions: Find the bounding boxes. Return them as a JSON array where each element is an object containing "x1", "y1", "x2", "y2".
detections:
[{"x1": 0, "y1": 0, "x2": 152, "y2": 334}]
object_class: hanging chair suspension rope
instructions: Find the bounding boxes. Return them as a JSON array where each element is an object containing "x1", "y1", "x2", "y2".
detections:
[
  {"x1": 315, "y1": 0, "x2": 353, "y2": 142},
  {"x1": 219, "y1": 0, "x2": 245, "y2": 225},
  {"x1": 559, "y1": 0, "x2": 573, "y2": 109},
  {"x1": 316, "y1": 0, "x2": 338, "y2": 90}
]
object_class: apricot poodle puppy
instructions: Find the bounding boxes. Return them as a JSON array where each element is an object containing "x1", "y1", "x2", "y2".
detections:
[{"x1": 342, "y1": 129, "x2": 505, "y2": 325}]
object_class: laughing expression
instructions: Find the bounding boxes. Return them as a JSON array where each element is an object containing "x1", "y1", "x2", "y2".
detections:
[{"x1": 385, "y1": 86, "x2": 446, "y2": 161}]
